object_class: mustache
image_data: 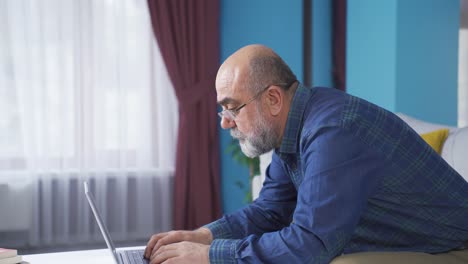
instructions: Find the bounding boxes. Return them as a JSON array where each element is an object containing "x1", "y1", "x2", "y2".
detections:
[{"x1": 230, "y1": 128, "x2": 245, "y2": 140}]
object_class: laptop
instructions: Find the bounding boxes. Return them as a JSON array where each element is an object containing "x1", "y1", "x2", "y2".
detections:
[{"x1": 83, "y1": 181, "x2": 149, "y2": 264}]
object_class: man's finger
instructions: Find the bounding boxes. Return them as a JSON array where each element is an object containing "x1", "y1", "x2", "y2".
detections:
[
  {"x1": 150, "y1": 250, "x2": 178, "y2": 264},
  {"x1": 158, "y1": 257, "x2": 181, "y2": 264},
  {"x1": 150, "y1": 245, "x2": 179, "y2": 264},
  {"x1": 144, "y1": 232, "x2": 168, "y2": 259},
  {"x1": 151, "y1": 231, "x2": 185, "y2": 256},
  {"x1": 151, "y1": 243, "x2": 179, "y2": 260}
]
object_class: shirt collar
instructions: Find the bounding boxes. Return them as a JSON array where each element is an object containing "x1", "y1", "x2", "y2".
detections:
[{"x1": 277, "y1": 83, "x2": 313, "y2": 155}]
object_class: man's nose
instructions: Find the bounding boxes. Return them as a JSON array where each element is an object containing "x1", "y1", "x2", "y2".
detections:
[{"x1": 220, "y1": 116, "x2": 236, "y2": 129}]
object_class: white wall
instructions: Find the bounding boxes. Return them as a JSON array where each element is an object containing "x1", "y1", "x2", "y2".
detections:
[{"x1": 459, "y1": 29, "x2": 468, "y2": 127}]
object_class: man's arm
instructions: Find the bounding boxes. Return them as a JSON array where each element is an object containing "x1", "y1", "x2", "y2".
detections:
[
  {"x1": 207, "y1": 126, "x2": 386, "y2": 263},
  {"x1": 144, "y1": 153, "x2": 297, "y2": 263},
  {"x1": 205, "y1": 153, "x2": 298, "y2": 240}
]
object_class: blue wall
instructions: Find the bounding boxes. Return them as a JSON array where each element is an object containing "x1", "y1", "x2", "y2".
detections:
[
  {"x1": 395, "y1": 1, "x2": 459, "y2": 125},
  {"x1": 312, "y1": 0, "x2": 333, "y2": 88},
  {"x1": 219, "y1": 0, "x2": 303, "y2": 214},
  {"x1": 347, "y1": 0, "x2": 398, "y2": 111},
  {"x1": 347, "y1": 0, "x2": 459, "y2": 125}
]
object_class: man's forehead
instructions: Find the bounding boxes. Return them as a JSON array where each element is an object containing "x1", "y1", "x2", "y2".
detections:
[
  {"x1": 216, "y1": 85, "x2": 240, "y2": 106},
  {"x1": 216, "y1": 67, "x2": 246, "y2": 105}
]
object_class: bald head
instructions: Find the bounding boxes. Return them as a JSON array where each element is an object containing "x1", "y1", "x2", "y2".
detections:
[
  {"x1": 216, "y1": 45, "x2": 298, "y2": 156},
  {"x1": 216, "y1": 44, "x2": 297, "y2": 97},
  {"x1": 219, "y1": 44, "x2": 277, "y2": 73}
]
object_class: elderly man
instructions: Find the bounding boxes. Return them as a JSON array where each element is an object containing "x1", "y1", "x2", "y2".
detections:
[{"x1": 144, "y1": 45, "x2": 468, "y2": 264}]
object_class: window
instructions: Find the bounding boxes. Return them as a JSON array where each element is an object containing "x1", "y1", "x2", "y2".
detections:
[{"x1": 0, "y1": 0, "x2": 178, "y2": 172}]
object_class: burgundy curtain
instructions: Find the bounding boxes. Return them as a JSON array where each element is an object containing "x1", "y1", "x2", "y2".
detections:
[
  {"x1": 333, "y1": 0, "x2": 347, "y2": 91},
  {"x1": 147, "y1": 0, "x2": 221, "y2": 230}
]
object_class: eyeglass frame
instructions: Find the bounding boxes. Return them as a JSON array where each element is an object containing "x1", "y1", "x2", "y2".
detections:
[{"x1": 218, "y1": 81, "x2": 294, "y2": 121}]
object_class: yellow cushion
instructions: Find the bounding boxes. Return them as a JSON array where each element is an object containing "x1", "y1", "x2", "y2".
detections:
[{"x1": 420, "y1": 129, "x2": 449, "y2": 154}]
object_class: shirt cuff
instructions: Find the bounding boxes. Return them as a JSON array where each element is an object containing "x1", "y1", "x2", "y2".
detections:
[
  {"x1": 204, "y1": 218, "x2": 234, "y2": 239},
  {"x1": 209, "y1": 239, "x2": 240, "y2": 264}
]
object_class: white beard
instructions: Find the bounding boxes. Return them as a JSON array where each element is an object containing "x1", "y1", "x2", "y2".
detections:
[{"x1": 230, "y1": 106, "x2": 279, "y2": 158}]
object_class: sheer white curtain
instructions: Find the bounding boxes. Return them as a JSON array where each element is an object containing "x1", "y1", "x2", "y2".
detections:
[{"x1": 0, "y1": 0, "x2": 178, "y2": 247}]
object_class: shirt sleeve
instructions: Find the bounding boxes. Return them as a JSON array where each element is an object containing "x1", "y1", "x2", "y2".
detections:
[
  {"x1": 205, "y1": 152, "x2": 298, "y2": 240},
  {"x1": 208, "y1": 125, "x2": 386, "y2": 263},
  {"x1": 204, "y1": 150, "x2": 298, "y2": 263}
]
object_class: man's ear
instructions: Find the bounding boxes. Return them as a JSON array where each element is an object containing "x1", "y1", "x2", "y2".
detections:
[{"x1": 265, "y1": 86, "x2": 283, "y2": 116}]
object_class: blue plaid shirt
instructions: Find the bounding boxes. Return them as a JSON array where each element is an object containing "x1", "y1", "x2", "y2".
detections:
[{"x1": 206, "y1": 84, "x2": 468, "y2": 263}]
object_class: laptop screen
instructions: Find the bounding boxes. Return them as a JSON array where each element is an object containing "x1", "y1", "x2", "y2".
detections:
[{"x1": 84, "y1": 181, "x2": 120, "y2": 264}]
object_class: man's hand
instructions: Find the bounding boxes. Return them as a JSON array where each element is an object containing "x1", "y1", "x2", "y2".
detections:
[
  {"x1": 144, "y1": 228, "x2": 213, "y2": 259},
  {"x1": 149, "y1": 241, "x2": 210, "y2": 264}
]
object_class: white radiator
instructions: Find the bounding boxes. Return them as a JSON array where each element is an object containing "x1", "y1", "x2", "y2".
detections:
[{"x1": 0, "y1": 169, "x2": 173, "y2": 248}]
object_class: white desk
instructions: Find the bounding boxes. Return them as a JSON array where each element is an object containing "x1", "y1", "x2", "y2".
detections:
[{"x1": 23, "y1": 246, "x2": 145, "y2": 264}]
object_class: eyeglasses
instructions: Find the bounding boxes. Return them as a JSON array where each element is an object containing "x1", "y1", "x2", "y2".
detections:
[{"x1": 218, "y1": 82, "x2": 291, "y2": 121}]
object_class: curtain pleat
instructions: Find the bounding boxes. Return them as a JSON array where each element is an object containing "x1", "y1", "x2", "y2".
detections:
[{"x1": 147, "y1": 0, "x2": 222, "y2": 229}]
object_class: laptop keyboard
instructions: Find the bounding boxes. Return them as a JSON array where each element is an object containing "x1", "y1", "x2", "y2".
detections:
[{"x1": 123, "y1": 250, "x2": 148, "y2": 264}]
